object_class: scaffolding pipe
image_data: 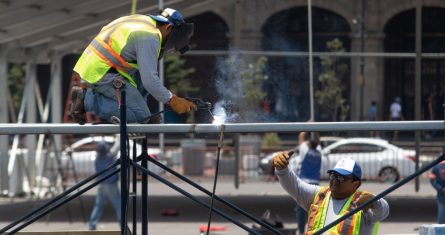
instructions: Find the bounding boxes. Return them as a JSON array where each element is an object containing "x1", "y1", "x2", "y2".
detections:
[
  {"x1": 0, "y1": 121, "x2": 441, "y2": 134},
  {"x1": 186, "y1": 50, "x2": 445, "y2": 58},
  {"x1": 130, "y1": 161, "x2": 261, "y2": 235},
  {"x1": 119, "y1": 91, "x2": 128, "y2": 235},
  {"x1": 142, "y1": 155, "x2": 284, "y2": 234},
  {"x1": 7, "y1": 168, "x2": 120, "y2": 234},
  {"x1": 0, "y1": 160, "x2": 120, "y2": 234}
]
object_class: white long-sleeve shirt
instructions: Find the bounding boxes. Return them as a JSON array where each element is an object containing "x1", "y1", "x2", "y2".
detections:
[{"x1": 275, "y1": 167, "x2": 389, "y2": 235}]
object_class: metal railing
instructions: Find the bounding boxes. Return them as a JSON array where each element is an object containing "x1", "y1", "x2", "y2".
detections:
[{"x1": 0, "y1": 90, "x2": 443, "y2": 234}]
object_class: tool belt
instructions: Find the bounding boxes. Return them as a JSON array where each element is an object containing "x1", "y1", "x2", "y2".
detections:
[{"x1": 71, "y1": 72, "x2": 87, "y2": 89}]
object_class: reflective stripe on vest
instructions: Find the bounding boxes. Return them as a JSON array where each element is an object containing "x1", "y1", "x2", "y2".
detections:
[
  {"x1": 74, "y1": 15, "x2": 161, "y2": 88},
  {"x1": 306, "y1": 186, "x2": 363, "y2": 235}
]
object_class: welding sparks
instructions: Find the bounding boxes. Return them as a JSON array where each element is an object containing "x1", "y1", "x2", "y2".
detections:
[
  {"x1": 211, "y1": 101, "x2": 230, "y2": 125},
  {"x1": 212, "y1": 116, "x2": 224, "y2": 125}
]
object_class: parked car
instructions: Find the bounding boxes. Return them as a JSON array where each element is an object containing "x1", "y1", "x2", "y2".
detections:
[
  {"x1": 260, "y1": 137, "x2": 417, "y2": 183},
  {"x1": 61, "y1": 136, "x2": 165, "y2": 180}
]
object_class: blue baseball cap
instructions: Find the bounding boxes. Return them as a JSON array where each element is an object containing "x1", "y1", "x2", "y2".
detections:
[
  {"x1": 327, "y1": 158, "x2": 362, "y2": 179},
  {"x1": 149, "y1": 8, "x2": 185, "y2": 26}
]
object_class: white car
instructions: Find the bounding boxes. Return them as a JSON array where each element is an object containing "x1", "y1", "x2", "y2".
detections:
[
  {"x1": 61, "y1": 136, "x2": 165, "y2": 181},
  {"x1": 289, "y1": 138, "x2": 416, "y2": 183},
  {"x1": 259, "y1": 136, "x2": 344, "y2": 177}
]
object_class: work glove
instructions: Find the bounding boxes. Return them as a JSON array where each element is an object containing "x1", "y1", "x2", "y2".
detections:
[
  {"x1": 271, "y1": 151, "x2": 291, "y2": 170},
  {"x1": 168, "y1": 95, "x2": 197, "y2": 114},
  {"x1": 356, "y1": 191, "x2": 376, "y2": 212}
]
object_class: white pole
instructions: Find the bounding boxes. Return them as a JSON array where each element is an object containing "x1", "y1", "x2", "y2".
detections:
[
  {"x1": 0, "y1": 46, "x2": 9, "y2": 194},
  {"x1": 308, "y1": 0, "x2": 314, "y2": 121},
  {"x1": 0, "y1": 121, "x2": 440, "y2": 134}
]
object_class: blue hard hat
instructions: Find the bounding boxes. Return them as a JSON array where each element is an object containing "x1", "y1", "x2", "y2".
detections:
[{"x1": 149, "y1": 8, "x2": 185, "y2": 26}]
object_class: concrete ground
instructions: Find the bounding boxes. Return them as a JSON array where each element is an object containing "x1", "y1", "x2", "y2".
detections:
[{"x1": 0, "y1": 178, "x2": 438, "y2": 235}]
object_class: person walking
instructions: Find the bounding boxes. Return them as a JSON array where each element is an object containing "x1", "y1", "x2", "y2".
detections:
[
  {"x1": 70, "y1": 8, "x2": 197, "y2": 124},
  {"x1": 388, "y1": 97, "x2": 404, "y2": 141},
  {"x1": 429, "y1": 160, "x2": 445, "y2": 224},
  {"x1": 272, "y1": 154, "x2": 389, "y2": 235},
  {"x1": 89, "y1": 140, "x2": 121, "y2": 230},
  {"x1": 294, "y1": 132, "x2": 322, "y2": 234},
  {"x1": 368, "y1": 101, "x2": 378, "y2": 137}
]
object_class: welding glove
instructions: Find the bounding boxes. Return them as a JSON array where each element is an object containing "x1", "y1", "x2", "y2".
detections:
[
  {"x1": 271, "y1": 151, "x2": 291, "y2": 170},
  {"x1": 356, "y1": 191, "x2": 376, "y2": 212},
  {"x1": 168, "y1": 94, "x2": 197, "y2": 114}
]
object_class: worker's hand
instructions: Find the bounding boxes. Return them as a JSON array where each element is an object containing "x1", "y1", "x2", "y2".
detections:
[
  {"x1": 357, "y1": 191, "x2": 376, "y2": 212},
  {"x1": 271, "y1": 151, "x2": 291, "y2": 170},
  {"x1": 168, "y1": 95, "x2": 197, "y2": 114}
]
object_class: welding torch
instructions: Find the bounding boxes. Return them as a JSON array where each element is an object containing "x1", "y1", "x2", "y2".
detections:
[{"x1": 150, "y1": 97, "x2": 213, "y2": 117}]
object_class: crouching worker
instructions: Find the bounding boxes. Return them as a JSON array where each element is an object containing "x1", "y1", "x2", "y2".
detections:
[
  {"x1": 70, "y1": 8, "x2": 197, "y2": 124},
  {"x1": 272, "y1": 153, "x2": 389, "y2": 235}
]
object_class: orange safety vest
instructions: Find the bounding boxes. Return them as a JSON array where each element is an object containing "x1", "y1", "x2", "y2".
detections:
[
  {"x1": 305, "y1": 186, "x2": 365, "y2": 235},
  {"x1": 74, "y1": 14, "x2": 162, "y2": 88}
]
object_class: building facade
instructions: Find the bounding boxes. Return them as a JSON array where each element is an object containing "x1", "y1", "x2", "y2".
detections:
[{"x1": 179, "y1": 0, "x2": 445, "y2": 122}]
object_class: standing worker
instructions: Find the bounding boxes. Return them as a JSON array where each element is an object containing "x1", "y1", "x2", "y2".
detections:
[
  {"x1": 89, "y1": 140, "x2": 121, "y2": 230},
  {"x1": 429, "y1": 160, "x2": 445, "y2": 224},
  {"x1": 294, "y1": 132, "x2": 322, "y2": 235},
  {"x1": 272, "y1": 154, "x2": 389, "y2": 235},
  {"x1": 70, "y1": 8, "x2": 197, "y2": 124}
]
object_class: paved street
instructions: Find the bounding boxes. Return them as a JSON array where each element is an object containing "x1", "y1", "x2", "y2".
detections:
[{"x1": 0, "y1": 178, "x2": 438, "y2": 234}]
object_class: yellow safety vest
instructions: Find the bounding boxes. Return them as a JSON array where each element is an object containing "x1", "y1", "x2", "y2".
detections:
[
  {"x1": 73, "y1": 14, "x2": 162, "y2": 88},
  {"x1": 306, "y1": 186, "x2": 379, "y2": 235}
]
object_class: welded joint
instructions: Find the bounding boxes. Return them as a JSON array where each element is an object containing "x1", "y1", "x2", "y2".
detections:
[
  {"x1": 218, "y1": 124, "x2": 225, "y2": 148},
  {"x1": 189, "y1": 123, "x2": 196, "y2": 134}
]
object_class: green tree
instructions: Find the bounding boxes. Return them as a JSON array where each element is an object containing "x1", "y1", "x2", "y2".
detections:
[
  {"x1": 221, "y1": 56, "x2": 268, "y2": 122},
  {"x1": 164, "y1": 55, "x2": 197, "y2": 123},
  {"x1": 8, "y1": 63, "x2": 26, "y2": 116},
  {"x1": 261, "y1": 132, "x2": 281, "y2": 148},
  {"x1": 315, "y1": 38, "x2": 350, "y2": 121}
]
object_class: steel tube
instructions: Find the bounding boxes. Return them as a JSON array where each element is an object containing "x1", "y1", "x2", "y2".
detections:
[
  {"x1": 141, "y1": 137, "x2": 148, "y2": 235},
  {"x1": 186, "y1": 50, "x2": 445, "y2": 59},
  {"x1": 120, "y1": 90, "x2": 128, "y2": 235},
  {"x1": 130, "y1": 161, "x2": 260, "y2": 235},
  {"x1": 5, "y1": 168, "x2": 119, "y2": 234},
  {"x1": 143, "y1": 156, "x2": 284, "y2": 235},
  {"x1": 132, "y1": 140, "x2": 137, "y2": 235},
  {"x1": 0, "y1": 121, "x2": 442, "y2": 134},
  {"x1": 0, "y1": 161, "x2": 120, "y2": 234}
]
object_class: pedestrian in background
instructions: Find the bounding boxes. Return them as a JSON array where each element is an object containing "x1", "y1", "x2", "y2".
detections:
[
  {"x1": 89, "y1": 139, "x2": 121, "y2": 230},
  {"x1": 273, "y1": 155, "x2": 389, "y2": 234},
  {"x1": 429, "y1": 160, "x2": 445, "y2": 224},
  {"x1": 424, "y1": 93, "x2": 437, "y2": 138},
  {"x1": 368, "y1": 101, "x2": 378, "y2": 137},
  {"x1": 388, "y1": 97, "x2": 404, "y2": 141},
  {"x1": 294, "y1": 132, "x2": 322, "y2": 235}
]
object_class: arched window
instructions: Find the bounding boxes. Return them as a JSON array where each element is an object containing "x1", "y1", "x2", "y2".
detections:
[
  {"x1": 384, "y1": 7, "x2": 445, "y2": 120},
  {"x1": 262, "y1": 7, "x2": 351, "y2": 121}
]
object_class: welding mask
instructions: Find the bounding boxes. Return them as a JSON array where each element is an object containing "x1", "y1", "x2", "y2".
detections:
[
  {"x1": 163, "y1": 22, "x2": 194, "y2": 54},
  {"x1": 149, "y1": 8, "x2": 194, "y2": 59}
]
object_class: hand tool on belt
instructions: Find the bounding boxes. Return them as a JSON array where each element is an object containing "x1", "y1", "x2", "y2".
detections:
[{"x1": 112, "y1": 78, "x2": 126, "y2": 109}]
